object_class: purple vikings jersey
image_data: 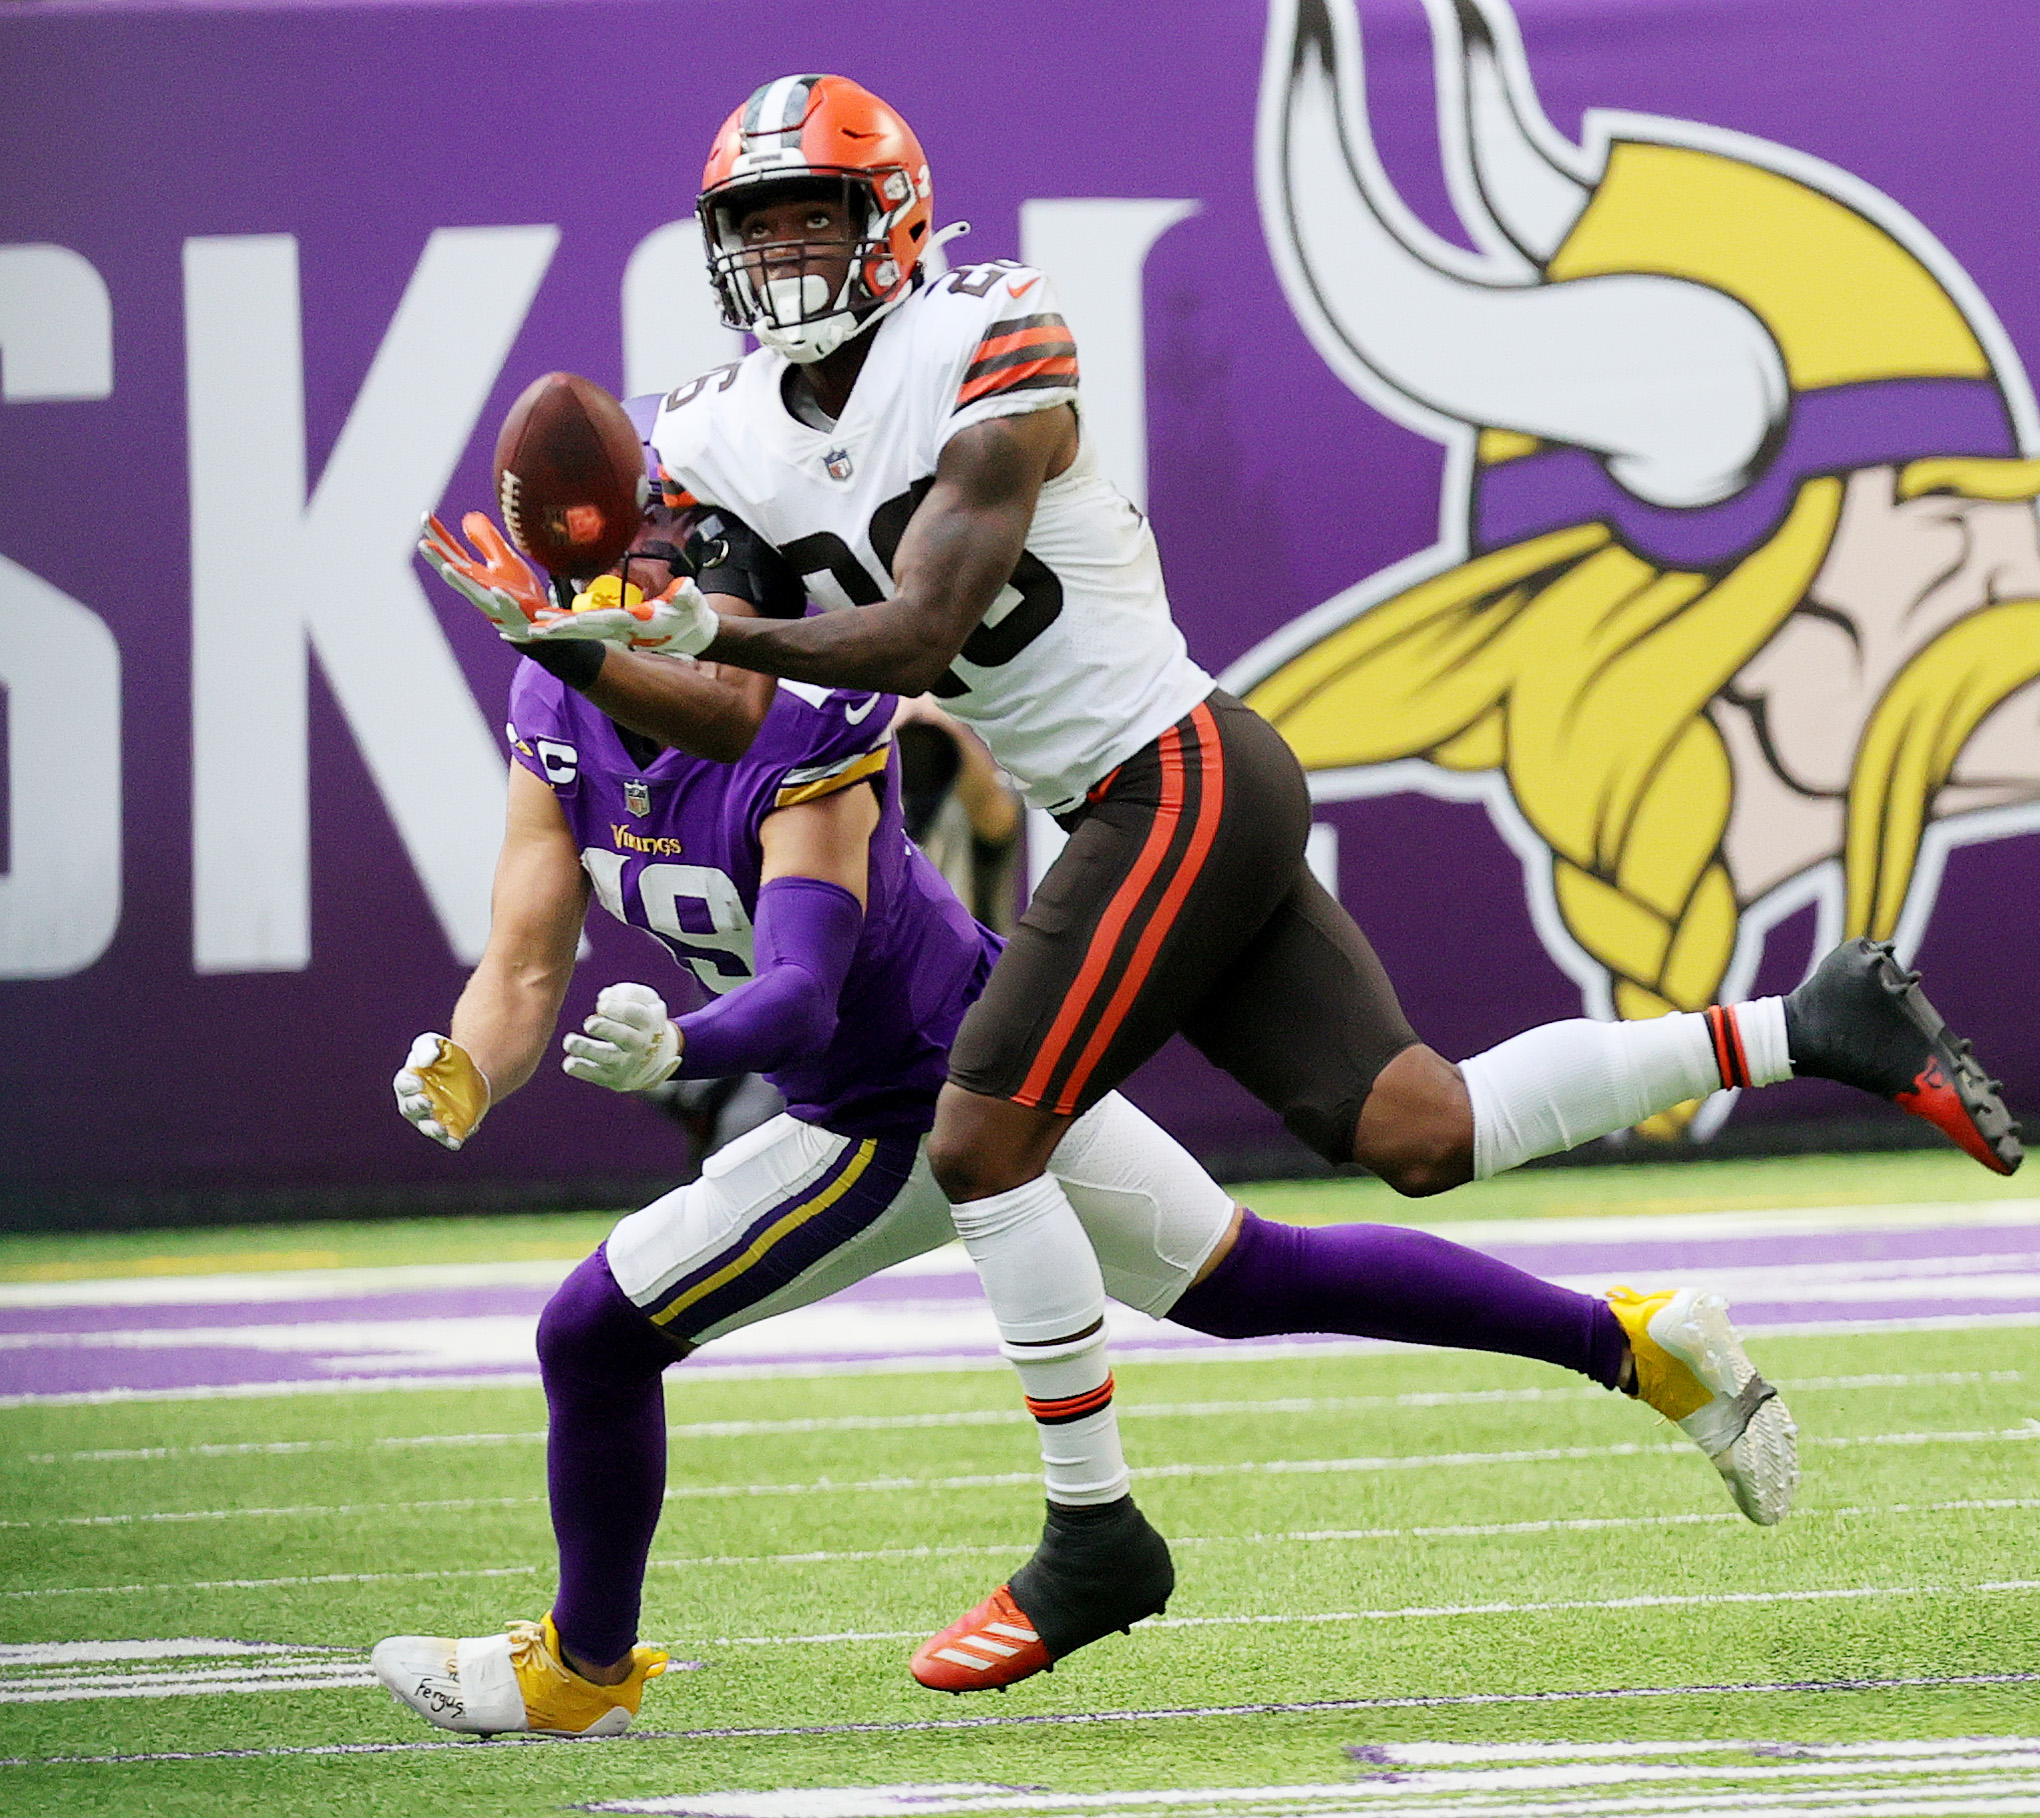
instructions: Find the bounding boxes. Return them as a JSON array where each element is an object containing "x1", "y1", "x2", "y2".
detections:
[{"x1": 507, "y1": 664, "x2": 997, "y2": 1137}]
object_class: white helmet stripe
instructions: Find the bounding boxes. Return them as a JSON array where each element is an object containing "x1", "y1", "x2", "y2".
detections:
[{"x1": 747, "y1": 74, "x2": 811, "y2": 140}]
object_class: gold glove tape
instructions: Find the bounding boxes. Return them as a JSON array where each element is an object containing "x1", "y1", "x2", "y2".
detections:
[
  {"x1": 417, "y1": 1036, "x2": 491, "y2": 1143},
  {"x1": 571, "y1": 575, "x2": 645, "y2": 614}
]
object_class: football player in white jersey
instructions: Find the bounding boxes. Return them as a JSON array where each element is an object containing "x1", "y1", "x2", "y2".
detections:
[{"x1": 506, "y1": 73, "x2": 2018, "y2": 1689}]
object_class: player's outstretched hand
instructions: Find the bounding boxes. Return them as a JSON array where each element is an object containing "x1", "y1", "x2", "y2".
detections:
[
  {"x1": 527, "y1": 576, "x2": 719, "y2": 659},
  {"x1": 394, "y1": 1033, "x2": 492, "y2": 1150},
  {"x1": 419, "y1": 512, "x2": 556, "y2": 642},
  {"x1": 562, "y1": 982, "x2": 684, "y2": 1092}
]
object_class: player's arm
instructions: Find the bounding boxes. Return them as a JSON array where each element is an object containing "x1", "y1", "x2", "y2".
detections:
[
  {"x1": 574, "y1": 602, "x2": 774, "y2": 764},
  {"x1": 393, "y1": 764, "x2": 587, "y2": 1148},
  {"x1": 421, "y1": 510, "x2": 774, "y2": 762},
  {"x1": 562, "y1": 783, "x2": 879, "y2": 1093},
  {"x1": 703, "y1": 404, "x2": 1079, "y2": 695}
]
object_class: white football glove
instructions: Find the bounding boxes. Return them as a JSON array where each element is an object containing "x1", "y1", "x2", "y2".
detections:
[
  {"x1": 394, "y1": 1033, "x2": 492, "y2": 1150},
  {"x1": 526, "y1": 576, "x2": 719, "y2": 659},
  {"x1": 418, "y1": 512, "x2": 558, "y2": 644},
  {"x1": 562, "y1": 982, "x2": 683, "y2": 1092}
]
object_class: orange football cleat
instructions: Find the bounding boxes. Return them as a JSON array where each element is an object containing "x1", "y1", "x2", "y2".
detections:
[{"x1": 909, "y1": 1585, "x2": 1053, "y2": 1692}]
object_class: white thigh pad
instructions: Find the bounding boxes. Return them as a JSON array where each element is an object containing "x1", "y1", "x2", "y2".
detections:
[
  {"x1": 1050, "y1": 1093, "x2": 1235, "y2": 1316},
  {"x1": 602, "y1": 1115, "x2": 951, "y2": 1344}
]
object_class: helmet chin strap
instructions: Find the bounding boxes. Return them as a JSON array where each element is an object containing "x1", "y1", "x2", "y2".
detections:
[
  {"x1": 759, "y1": 310, "x2": 864, "y2": 365},
  {"x1": 759, "y1": 222, "x2": 974, "y2": 366}
]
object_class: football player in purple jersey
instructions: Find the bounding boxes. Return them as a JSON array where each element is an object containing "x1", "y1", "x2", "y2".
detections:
[{"x1": 375, "y1": 509, "x2": 1800, "y2": 1736}]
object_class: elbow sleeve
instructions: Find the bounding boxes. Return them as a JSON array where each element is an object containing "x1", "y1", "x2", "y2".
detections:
[{"x1": 673, "y1": 876, "x2": 863, "y2": 1078}]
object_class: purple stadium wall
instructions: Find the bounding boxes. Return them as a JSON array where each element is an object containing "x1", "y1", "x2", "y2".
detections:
[{"x1": 3, "y1": 0, "x2": 2038, "y2": 1219}]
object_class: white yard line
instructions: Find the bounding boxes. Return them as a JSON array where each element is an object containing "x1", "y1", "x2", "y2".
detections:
[
  {"x1": 11, "y1": 1313, "x2": 2040, "y2": 1411},
  {"x1": 584, "y1": 1745, "x2": 2040, "y2": 1815},
  {"x1": 0, "y1": 1638, "x2": 378, "y2": 1706},
  {"x1": 1, "y1": 1563, "x2": 549, "y2": 1601},
  {"x1": 1397, "y1": 1199, "x2": 2040, "y2": 1248},
  {"x1": 5, "y1": 1201, "x2": 2035, "y2": 1313},
  {"x1": 5, "y1": 1676, "x2": 2037, "y2": 1761},
  {"x1": 0, "y1": 1259, "x2": 580, "y2": 1309},
  {"x1": 0, "y1": 1638, "x2": 343, "y2": 1665},
  {"x1": 17, "y1": 1371, "x2": 2022, "y2": 1466},
  {"x1": 10, "y1": 1499, "x2": 2037, "y2": 1604},
  {"x1": 14, "y1": 1427, "x2": 2037, "y2": 1530},
  {"x1": 699, "y1": 1579, "x2": 2040, "y2": 1650},
  {"x1": 0, "y1": 1665, "x2": 378, "y2": 1704},
  {"x1": 0, "y1": 1242, "x2": 977, "y2": 1311},
  {"x1": 587, "y1": 1763, "x2": 2040, "y2": 1818},
  {"x1": 18, "y1": 1264, "x2": 2031, "y2": 1365}
]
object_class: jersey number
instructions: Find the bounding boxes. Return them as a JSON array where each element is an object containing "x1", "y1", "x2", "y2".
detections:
[
  {"x1": 664, "y1": 364, "x2": 742, "y2": 411},
  {"x1": 943, "y1": 261, "x2": 1023, "y2": 298},
  {"x1": 581, "y1": 851, "x2": 755, "y2": 997},
  {"x1": 776, "y1": 477, "x2": 1062, "y2": 698}
]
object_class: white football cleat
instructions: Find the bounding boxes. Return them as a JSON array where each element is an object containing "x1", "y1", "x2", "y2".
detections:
[
  {"x1": 1607, "y1": 1286, "x2": 1799, "y2": 1526},
  {"x1": 372, "y1": 1613, "x2": 666, "y2": 1737}
]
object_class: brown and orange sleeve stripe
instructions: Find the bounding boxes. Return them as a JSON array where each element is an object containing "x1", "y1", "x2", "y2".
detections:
[
  {"x1": 1024, "y1": 1374, "x2": 1117, "y2": 1425},
  {"x1": 957, "y1": 312, "x2": 1079, "y2": 409},
  {"x1": 1705, "y1": 1003, "x2": 1753, "y2": 1090}
]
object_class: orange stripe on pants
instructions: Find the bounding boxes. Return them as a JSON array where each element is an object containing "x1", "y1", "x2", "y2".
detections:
[
  {"x1": 1052, "y1": 702, "x2": 1227, "y2": 1114},
  {"x1": 1015, "y1": 727, "x2": 1189, "y2": 1108}
]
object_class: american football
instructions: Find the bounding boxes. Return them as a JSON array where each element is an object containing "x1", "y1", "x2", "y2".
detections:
[{"x1": 490, "y1": 371, "x2": 648, "y2": 577}]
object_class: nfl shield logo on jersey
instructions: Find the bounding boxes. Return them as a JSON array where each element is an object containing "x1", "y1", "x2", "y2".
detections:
[
  {"x1": 623, "y1": 778, "x2": 652, "y2": 818},
  {"x1": 824, "y1": 446, "x2": 855, "y2": 482}
]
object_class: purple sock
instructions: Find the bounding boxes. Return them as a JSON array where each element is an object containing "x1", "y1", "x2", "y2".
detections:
[
  {"x1": 536, "y1": 1245, "x2": 684, "y2": 1666},
  {"x1": 1168, "y1": 1211, "x2": 1627, "y2": 1390}
]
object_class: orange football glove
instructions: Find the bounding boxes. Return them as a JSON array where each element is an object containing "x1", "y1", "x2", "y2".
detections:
[{"x1": 419, "y1": 512, "x2": 560, "y2": 641}]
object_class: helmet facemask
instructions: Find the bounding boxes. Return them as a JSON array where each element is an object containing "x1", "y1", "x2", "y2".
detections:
[{"x1": 700, "y1": 171, "x2": 915, "y2": 366}]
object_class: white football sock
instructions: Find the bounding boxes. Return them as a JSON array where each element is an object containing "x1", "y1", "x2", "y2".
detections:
[
  {"x1": 1459, "y1": 999, "x2": 1791, "y2": 1179},
  {"x1": 1737, "y1": 996, "x2": 1793, "y2": 1085},
  {"x1": 948, "y1": 1174, "x2": 1130, "y2": 1506}
]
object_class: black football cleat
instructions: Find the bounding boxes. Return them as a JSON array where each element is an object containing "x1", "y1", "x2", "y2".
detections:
[
  {"x1": 1785, "y1": 939, "x2": 2022, "y2": 1175},
  {"x1": 909, "y1": 1496, "x2": 1173, "y2": 1692}
]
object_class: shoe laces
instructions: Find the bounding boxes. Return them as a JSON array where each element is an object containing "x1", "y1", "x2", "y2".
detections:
[{"x1": 503, "y1": 1620, "x2": 566, "y2": 1684}]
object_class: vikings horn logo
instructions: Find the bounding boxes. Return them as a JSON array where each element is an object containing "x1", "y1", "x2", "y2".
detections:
[{"x1": 1227, "y1": 0, "x2": 2040, "y2": 1138}]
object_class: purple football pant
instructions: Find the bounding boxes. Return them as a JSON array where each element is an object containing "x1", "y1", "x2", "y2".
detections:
[{"x1": 1168, "y1": 1209, "x2": 1628, "y2": 1389}]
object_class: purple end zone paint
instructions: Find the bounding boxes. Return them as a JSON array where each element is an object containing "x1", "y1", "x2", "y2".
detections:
[{"x1": 4, "y1": 1216, "x2": 2034, "y2": 1400}]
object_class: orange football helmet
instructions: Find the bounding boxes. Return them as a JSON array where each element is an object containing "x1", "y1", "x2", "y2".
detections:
[{"x1": 698, "y1": 74, "x2": 935, "y2": 364}]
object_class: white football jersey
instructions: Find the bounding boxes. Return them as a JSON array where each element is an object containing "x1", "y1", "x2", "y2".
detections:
[{"x1": 650, "y1": 261, "x2": 1212, "y2": 813}]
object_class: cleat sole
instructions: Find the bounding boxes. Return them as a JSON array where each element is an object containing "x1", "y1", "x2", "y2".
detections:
[
  {"x1": 1875, "y1": 945, "x2": 2023, "y2": 1175},
  {"x1": 1663, "y1": 1291, "x2": 1800, "y2": 1526},
  {"x1": 1794, "y1": 940, "x2": 2024, "y2": 1175},
  {"x1": 1713, "y1": 1390, "x2": 1799, "y2": 1527}
]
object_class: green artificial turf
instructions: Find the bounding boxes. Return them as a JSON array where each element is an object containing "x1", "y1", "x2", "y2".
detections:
[
  {"x1": 3, "y1": 1315, "x2": 2037, "y2": 1813},
  {"x1": 4, "y1": 1155, "x2": 2036, "y2": 1811}
]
